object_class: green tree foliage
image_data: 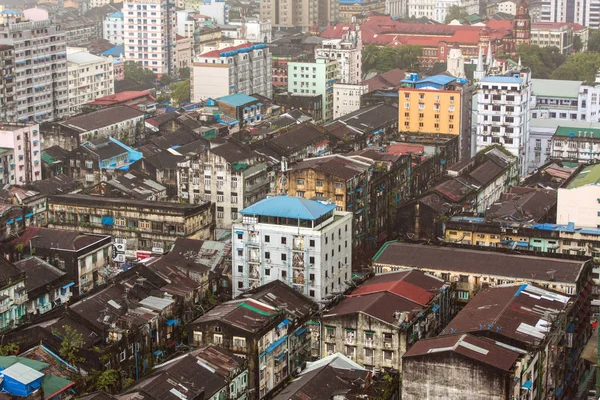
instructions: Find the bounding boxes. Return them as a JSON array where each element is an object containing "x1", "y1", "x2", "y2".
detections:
[
  {"x1": 179, "y1": 67, "x2": 190, "y2": 80},
  {"x1": 444, "y1": 5, "x2": 469, "y2": 23},
  {"x1": 52, "y1": 325, "x2": 85, "y2": 371},
  {"x1": 588, "y1": 30, "x2": 600, "y2": 52},
  {"x1": 362, "y1": 44, "x2": 423, "y2": 73},
  {"x1": 573, "y1": 35, "x2": 583, "y2": 52},
  {"x1": 170, "y1": 79, "x2": 191, "y2": 106},
  {"x1": 551, "y1": 52, "x2": 600, "y2": 83},
  {"x1": 516, "y1": 44, "x2": 566, "y2": 79},
  {"x1": 159, "y1": 74, "x2": 173, "y2": 85},
  {"x1": 0, "y1": 343, "x2": 19, "y2": 356},
  {"x1": 124, "y1": 61, "x2": 157, "y2": 85},
  {"x1": 96, "y1": 369, "x2": 120, "y2": 393}
]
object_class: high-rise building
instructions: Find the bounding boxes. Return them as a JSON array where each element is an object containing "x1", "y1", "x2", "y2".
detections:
[
  {"x1": 287, "y1": 59, "x2": 337, "y2": 122},
  {"x1": 0, "y1": 124, "x2": 42, "y2": 185},
  {"x1": 67, "y1": 50, "x2": 115, "y2": 115},
  {"x1": 184, "y1": 0, "x2": 229, "y2": 25},
  {"x1": 260, "y1": 0, "x2": 339, "y2": 29},
  {"x1": 0, "y1": 12, "x2": 69, "y2": 123},
  {"x1": 475, "y1": 68, "x2": 532, "y2": 177},
  {"x1": 231, "y1": 196, "x2": 353, "y2": 303},
  {"x1": 315, "y1": 27, "x2": 362, "y2": 84},
  {"x1": 191, "y1": 43, "x2": 272, "y2": 101},
  {"x1": 103, "y1": 11, "x2": 124, "y2": 45},
  {"x1": 122, "y1": 0, "x2": 176, "y2": 75},
  {"x1": 540, "y1": 0, "x2": 599, "y2": 29},
  {"x1": 386, "y1": 0, "x2": 407, "y2": 17},
  {"x1": 0, "y1": 45, "x2": 16, "y2": 122}
]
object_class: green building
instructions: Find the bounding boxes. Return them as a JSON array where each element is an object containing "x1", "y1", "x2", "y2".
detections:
[{"x1": 287, "y1": 58, "x2": 337, "y2": 122}]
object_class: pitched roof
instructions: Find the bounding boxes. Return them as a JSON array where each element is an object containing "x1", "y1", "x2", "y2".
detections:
[
  {"x1": 210, "y1": 142, "x2": 256, "y2": 164},
  {"x1": 334, "y1": 103, "x2": 398, "y2": 133},
  {"x1": 267, "y1": 124, "x2": 328, "y2": 155},
  {"x1": 289, "y1": 155, "x2": 370, "y2": 180},
  {"x1": 87, "y1": 91, "x2": 155, "y2": 106},
  {"x1": 193, "y1": 298, "x2": 281, "y2": 333},
  {"x1": 443, "y1": 284, "x2": 572, "y2": 347},
  {"x1": 243, "y1": 280, "x2": 317, "y2": 320},
  {"x1": 14, "y1": 257, "x2": 66, "y2": 294},
  {"x1": 372, "y1": 242, "x2": 586, "y2": 284},
  {"x1": 403, "y1": 333, "x2": 521, "y2": 372},
  {"x1": 531, "y1": 79, "x2": 582, "y2": 98},
  {"x1": 12, "y1": 227, "x2": 110, "y2": 252},
  {"x1": 486, "y1": 187, "x2": 556, "y2": 222},
  {"x1": 240, "y1": 196, "x2": 337, "y2": 220},
  {"x1": 217, "y1": 93, "x2": 258, "y2": 107},
  {"x1": 59, "y1": 106, "x2": 144, "y2": 132},
  {"x1": 362, "y1": 68, "x2": 406, "y2": 91}
]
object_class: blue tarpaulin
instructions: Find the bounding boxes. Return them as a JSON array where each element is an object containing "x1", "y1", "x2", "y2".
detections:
[
  {"x1": 278, "y1": 319, "x2": 290, "y2": 329},
  {"x1": 102, "y1": 216, "x2": 114, "y2": 225},
  {"x1": 15, "y1": 217, "x2": 22, "y2": 221},
  {"x1": 263, "y1": 335, "x2": 287, "y2": 356},
  {"x1": 166, "y1": 319, "x2": 177, "y2": 326},
  {"x1": 153, "y1": 350, "x2": 163, "y2": 357},
  {"x1": 6, "y1": 219, "x2": 13, "y2": 225},
  {"x1": 276, "y1": 352, "x2": 286, "y2": 361},
  {"x1": 62, "y1": 282, "x2": 75, "y2": 289},
  {"x1": 522, "y1": 380, "x2": 533, "y2": 390},
  {"x1": 294, "y1": 327, "x2": 307, "y2": 336},
  {"x1": 25, "y1": 213, "x2": 33, "y2": 218}
]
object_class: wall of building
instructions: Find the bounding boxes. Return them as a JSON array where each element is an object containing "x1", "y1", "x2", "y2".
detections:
[
  {"x1": 399, "y1": 88, "x2": 462, "y2": 136},
  {"x1": 557, "y1": 185, "x2": 600, "y2": 228}
]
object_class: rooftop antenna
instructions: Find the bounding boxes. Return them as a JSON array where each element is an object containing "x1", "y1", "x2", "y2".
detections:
[{"x1": 279, "y1": 157, "x2": 288, "y2": 196}]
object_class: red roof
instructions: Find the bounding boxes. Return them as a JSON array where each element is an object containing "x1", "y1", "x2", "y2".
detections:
[
  {"x1": 386, "y1": 143, "x2": 425, "y2": 155},
  {"x1": 88, "y1": 91, "x2": 155, "y2": 106},
  {"x1": 568, "y1": 22, "x2": 586, "y2": 31},
  {"x1": 531, "y1": 22, "x2": 570, "y2": 29},
  {"x1": 200, "y1": 42, "x2": 253, "y2": 58}
]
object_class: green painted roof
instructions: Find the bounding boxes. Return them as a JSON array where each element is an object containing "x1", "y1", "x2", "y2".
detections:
[
  {"x1": 0, "y1": 356, "x2": 48, "y2": 371},
  {"x1": 567, "y1": 164, "x2": 600, "y2": 189},
  {"x1": 42, "y1": 373, "x2": 73, "y2": 397},
  {"x1": 532, "y1": 79, "x2": 583, "y2": 98},
  {"x1": 555, "y1": 126, "x2": 600, "y2": 139}
]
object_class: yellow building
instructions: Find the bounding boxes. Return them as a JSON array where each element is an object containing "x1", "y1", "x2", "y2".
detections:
[{"x1": 339, "y1": 0, "x2": 385, "y2": 23}]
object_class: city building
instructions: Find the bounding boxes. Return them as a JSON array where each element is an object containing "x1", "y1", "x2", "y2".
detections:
[
  {"x1": 85, "y1": 90, "x2": 156, "y2": 110},
  {"x1": 551, "y1": 126, "x2": 600, "y2": 164},
  {"x1": 175, "y1": 34, "x2": 192, "y2": 74},
  {"x1": 530, "y1": 22, "x2": 573, "y2": 54},
  {"x1": 0, "y1": 355, "x2": 74, "y2": 398},
  {"x1": 372, "y1": 242, "x2": 591, "y2": 300},
  {"x1": 10, "y1": 227, "x2": 112, "y2": 295},
  {"x1": 540, "y1": 0, "x2": 600, "y2": 30},
  {"x1": 185, "y1": 0, "x2": 229, "y2": 25},
  {"x1": 42, "y1": 105, "x2": 145, "y2": 151},
  {"x1": 122, "y1": 0, "x2": 176, "y2": 74},
  {"x1": 260, "y1": 0, "x2": 339, "y2": 29},
  {"x1": 320, "y1": 269, "x2": 453, "y2": 373},
  {"x1": 530, "y1": 78, "x2": 600, "y2": 123},
  {"x1": 287, "y1": 59, "x2": 337, "y2": 122},
  {"x1": 385, "y1": 0, "x2": 405, "y2": 17},
  {"x1": 339, "y1": 0, "x2": 385, "y2": 23},
  {"x1": 103, "y1": 11, "x2": 124, "y2": 45},
  {"x1": 557, "y1": 163, "x2": 600, "y2": 228},
  {"x1": 496, "y1": 0, "x2": 518, "y2": 14},
  {"x1": 46, "y1": 193, "x2": 215, "y2": 258},
  {"x1": 475, "y1": 68, "x2": 533, "y2": 177},
  {"x1": 315, "y1": 28, "x2": 362, "y2": 85},
  {"x1": 0, "y1": 257, "x2": 27, "y2": 331},
  {"x1": 0, "y1": 12, "x2": 69, "y2": 123},
  {"x1": 0, "y1": 45, "x2": 16, "y2": 122},
  {"x1": 89, "y1": 171, "x2": 167, "y2": 201},
  {"x1": 231, "y1": 196, "x2": 353, "y2": 302},
  {"x1": 188, "y1": 280, "x2": 317, "y2": 399},
  {"x1": 399, "y1": 73, "x2": 473, "y2": 160},
  {"x1": 191, "y1": 43, "x2": 272, "y2": 101},
  {"x1": 333, "y1": 83, "x2": 369, "y2": 119},
  {"x1": 14, "y1": 256, "x2": 73, "y2": 317},
  {"x1": 66, "y1": 50, "x2": 115, "y2": 115},
  {"x1": 177, "y1": 141, "x2": 271, "y2": 229},
  {"x1": 0, "y1": 124, "x2": 42, "y2": 185},
  {"x1": 229, "y1": 19, "x2": 272, "y2": 43}
]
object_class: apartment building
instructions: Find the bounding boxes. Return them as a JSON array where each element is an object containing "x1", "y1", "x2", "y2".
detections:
[
  {"x1": 0, "y1": 14, "x2": 69, "y2": 123},
  {"x1": 315, "y1": 28, "x2": 362, "y2": 85},
  {"x1": 177, "y1": 141, "x2": 271, "y2": 229},
  {"x1": 551, "y1": 126, "x2": 600, "y2": 164},
  {"x1": 333, "y1": 83, "x2": 368, "y2": 119},
  {"x1": 541, "y1": 0, "x2": 600, "y2": 29},
  {"x1": 531, "y1": 78, "x2": 600, "y2": 123},
  {"x1": 260, "y1": 0, "x2": 339, "y2": 29},
  {"x1": 0, "y1": 258, "x2": 27, "y2": 332},
  {"x1": 191, "y1": 43, "x2": 272, "y2": 101},
  {"x1": 66, "y1": 51, "x2": 115, "y2": 115},
  {"x1": 557, "y1": 163, "x2": 600, "y2": 228},
  {"x1": 339, "y1": 0, "x2": 385, "y2": 23},
  {"x1": 185, "y1": 0, "x2": 229, "y2": 25},
  {"x1": 0, "y1": 124, "x2": 42, "y2": 185},
  {"x1": 175, "y1": 34, "x2": 192, "y2": 73},
  {"x1": 0, "y1": 45, "x2": 16, "y2": 122},
  {"x1": 405, "y1": 0, "x2": 480, "y2": 22},
  {"x1": 385, "y1": 0, "x2": 405, "y2": 17},
  {"x1": 530, "y1": 22, "x2": 573, "y2": 54},
  {"x1": 399, "y1": 73, "x2": 473, "y2": 160},
  {"x1": 47, "y1": 193, "x2": 215, "y2": 258},
  {"x1": 475, "y1": 69, "x2": 532, "y2": 177},
  {"x1": 231, "y1": 196, "x2": 353, "y2": 303},
  {"x1": 122, "y1": 0, "x2": 176, "y2": 75},
  {"x1": 288, "y1": 59, "x2": 337, "y2": 122},
  {"x1": 103, "y1": 11, "x2": 124, "y2": 45},
  {"x1": 320, "y1": 270, "x2": 453, "y2": 373}
]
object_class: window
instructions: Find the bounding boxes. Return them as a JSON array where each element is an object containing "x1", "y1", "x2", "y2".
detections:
[
  {"x1": 309, "y1": 289, "x2": 315, "y2": 297},
  {"x1": 281, "y1": 254, "x2": 287, "y2": 261},
  {"x1": 296, "y1": 178, "x2": 305, "y2": 185},
  {"x1": 281, "y1": 237, "x2": 287, "y2": 244},
  {"x1": 265, "y1": 251, "x2": 270, "y2": 259},
  {"x1": 265, "y1": 235, "x2": 270, "y2": 243},
  {"x1": 316, "y1": 180, "x2": 323, "y2": 187},
  {"x1": 309, "y1": 256, "x2": 315, "y2": 264},
  {"x1": 383, "y1": 350, "x2": 393, "y2": 361},
  {"x1": 458, "y1": 291, "x2": 469, "y2": 300},
  {"x1": 265, "y1": 269, "x2": 270, "y2": 276},
  {"x1": 237, "y1": 232, "x2": 243, "y2": 239},
  {"x1": 213, "y1": 334, "x2": 223, "y2": 344},
  {"x1": 233, "y1": 336, "x2": 246, "y2": 348},
  {"x1": 119, "y1": 350, "x2": 126, "y2": 361},
  {"x1": 296, "y1": 191, "x2": 305, "y2": 198},
  {"x1": 193, "y1": 331, "x2": 202, "y2": 345},
  {"x1": 309, "y1": 239, "x2": 315, "y2": 247},
  {"x1": 238, "y1": 265, "x2": 243, "y2": 273}
]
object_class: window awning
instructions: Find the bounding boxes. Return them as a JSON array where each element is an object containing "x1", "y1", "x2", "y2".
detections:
[
  {"x1": 521, "y1": 380, "x2": 533, "y2": 390},
  {"x1": 278, "y1": 318, "x2": 290, "y2": 329},
  {"x1": 166, "y1": 319, "x2": 177, "y2": 326},
  {"x1": 25, "y1": 213, "x2": 33, "y2": 218},
  {"x1": 62, "y1": 282, "x2": 75, "y2": 289},
  {"x1": 294, "y1": 327, "x2": 307, "y2": 336},
  {"x1": 15, "y1": 217, "x2": 22, "y2": 221},
  {"x1": 6, "y1": 219, "x2": 13, "y2": 225},
  {"x1": 276, "y1": 352, "x2": 286, "y2": 361},
  {"x1": 263, "y1": 335, "x2": 287, "y2": 355},
  {"x1": 153, "y1": 350, "x2": 163, "y2": 357}
]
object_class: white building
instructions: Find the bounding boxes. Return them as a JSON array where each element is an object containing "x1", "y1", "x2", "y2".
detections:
[
  {"x1": 475, "y1": 70, "x2": 532, "y2": 177},
  {"x1": 177, "y1": 141, "x2": 271, "y2": 229},
  {"x1": 176, "y1": 10, "x2": 198, "y2": 38},
  {"x1": 191, "y1": 43, "x2": 272, "y2": 101},
  {"x1": 0, "y1": 124, "x2": 42, "y2": 185},
  {"x1": 530, "y1": 22, "x2": 573, "y2": 54},
  {"x1": 551, "y1": 125, "x2": 600, "y2": 164},
  {"x1": 406, "y1": 0, "x2": 479, "y2": 22},
  {"x1": 496, "y1": 0, "x2": 517, "y2": 14},
  {"x1": 315, "y1": 28, "x2": 362, "y2": 85},
  {"x1": 333, "y1": 83, "x2": 368, "y2": 119},
  {"x1": 123, "y1": 0, "x2": 176, "y2": 75},
  {"x1": 557, "y1": 163, "x2": 600, "y2": 228},
  {"x1": 541, "y1": 0, "x2": 600, "y2": 29},
  {"x1": 185, "y1": 0, "x2": 229, "y2": 25},
  {"x1": 229, "y1": 20, "x2": 272, "y2": 43},
  {"x1": 232, "y1": 196, "x2": 353, "y2": 303},
  {"x1": 386, "y1": 0, "x2": 406, "y2": 17},
  {"x1": 103, "y1": 11, "x2": 124, "y2": 45},
  {"x1": 67, "y1": 50, "x2": 115, "y2": 115},
  {"x1": 0, "y1": 13, "x2": 69, "y2": 123},
  {"x1": 531, "y1": 78, "x2": 600, "y2": 123}
]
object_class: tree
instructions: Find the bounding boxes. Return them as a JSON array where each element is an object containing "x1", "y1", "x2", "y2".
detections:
[
  {"x1": 517, "y1": 44, "x2": 566, "y2": 79},
  {"x1": 52, "y1": 325, "x2": 85, "y2": 372},
  {"x1": 362, "y1": 44, "x2": 380, "y2": 73},
  {"x1": 588, "y1": 30, "x2": 600, "y2": 52},
  {"x1": 159, "y1": 74, "x2": 173, "y2": 85},
  {"x1": 96, "y1": 369, "x2": 120, "y2": 393},
  {"x1": 124, "y1": 61, "x2": 157, "y2": 85},
  {"x1": 551, "y1": 52, "x2": 600, "y2": 83},
  {"x1": 361, "y1": 45, "x2": 423, "y2": 74},
  {"x1": 573, "y1": 35, "x2": 583, "y2": 52},
  {"x1": 444, "y1": 5, "x2": 468, "y2": 24},
  {"x1": 179, "y1": 67, "x2": 190, "y2": 80},
  {"x1": 0, "y1": 343, "x2": 19, "y2": 356},
  {"x1": 170, "y1": 79, "x2": 190, "y2": 106}
]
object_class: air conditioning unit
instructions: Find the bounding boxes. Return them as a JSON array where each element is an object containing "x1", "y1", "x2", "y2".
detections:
[
  {"x1": 453, "y1": 277, "x2": 459, "y2": 282},
  {"x1": 384, "y1": 342, "x2": 392, "y2": 348}
]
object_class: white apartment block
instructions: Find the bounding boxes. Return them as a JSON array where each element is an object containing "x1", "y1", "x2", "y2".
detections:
[
  {"x1": 406, "y1": 0, "x2": 479, "y2": 22},
  {"x1": 103, "y1": 11, "x2": 124, "y2": 46},
  {"x1": 0, "y1": 16, "x2": 69, "y2": 123},
  {"x1": 229, "y1": 20, "x2": 272, "y2": 43},
  {"x1": 315, "y1": 28, "x2": 362, "y2": 85},
  {"x1": 530, "y1": 22, "x2": 573, "y2": 54},
  {"x1": 557, "y1": 164, "x2": 600, "y2": 228},
  {"x1": 551, "y1": 126, "x2": 600, "y2": 165},
  {"x1": 232, "y1": 196, "x2": 353, "y2": 303},
  {"x1": 123, "y1": 0, "x2": 176, "y2": 75},
  {"x1": 531, "y1": 78, "x2": 600, "y2": 123},
  {"x1": 185, "y1": 0, "x2": 229, "y2": 25},
  {"x1": 386, "y1": 0, "x2": 406, "y2": 17},
  {"x1": 191, "y1": 43, "x2": 272, "y2": 101},
  {"x1": 0, "y1": 124, "x2": 42, "y2": 185},
  {"x1": 333, "y1": 83, "x2": 368, "y2": 119},
  {"x1": 541, "y1": 0, "x2": 600, "y2": 29},
  {"x1": 176, "y1": 10, "x2": 197, "y2": 39},
  {"x1": 476, "y1": 70, "x2": 532, "y2": 177},
  {"x1": 67, "y1": 50, "x2": 115, "y2": 115},
  {"x1": 176, "y1": 142, "x2": 271, "y2": 229},
  {"x1": 496, "y1": 0, "x2": 517, "y2": 15}
]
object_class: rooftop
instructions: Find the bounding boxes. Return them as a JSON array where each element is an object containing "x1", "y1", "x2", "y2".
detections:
[
  {"x1": 193, "y1": 298, "x2": 281, "y2": 333},
  {"x1": 334, "y1": 103, "x2": 398, "y2": 134},
  {"x1": 14, "y1": 257, "x2": 66, "y2": 294},
  {"x1": 403, "y1": 333, "x2": 522, "y2": 371},
  {"x1": 481, "y1": 76, "x2": 523, "y2": 84},
  {"x1": 67, "y1": 51, "x2": 106, "y2": 65},
  {"x1": 87, "y1": 91, "x2": 155, "y2": 106},
  {"x1": 217, "y1": 93, "x2": 258, "y2": 107},
  {"x1": 566, "y1": 164, "x2": 600, "y2": 189},
  {"x1": 372, "y1": 242, "x2": 586, "y2": 284},
  {"x1": 242, "y1": 280, "x2": 317, "y2": 320},
  {"x1": 106, "y1": 172, "x2": 166, "y2": 199},
  {"x1": 485, "y1": 187, "x2": 556, "y2": 222},
  {"x1": 443, "y1": 284, "x2": 571, "y2": 347},
  {"x1": 531, "y1": 79, "x2": 582, "y2": 98},
  {"x1": 289, "y1": 155, "x2": 370, "y2": 180},
  {"x1": 210, "y1": 141, "x2": 257, "y2": 164},
  {"x1": 554, "y1": 125, "x2": 600, "y2": 140},
  {"x1": 60, "y1": 106, "x2": 144, "y2": 132},
  {"x1": 240, "y1": 196, "x2": 337, "y2": 221}
]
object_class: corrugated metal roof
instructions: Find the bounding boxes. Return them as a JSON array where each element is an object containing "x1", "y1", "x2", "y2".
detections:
[
  {"x1": 240, "y1": 196, "x2": 336, "y2": 220},
  {"x1": 532, "y1": 79, "x2": 582, "y2": 98},
  {"x1": 2, "y1": 362, "x2": 44, "y2": 385},
  {"x1": 138, "y1": 296, "x2": 174, "y2": 311}
]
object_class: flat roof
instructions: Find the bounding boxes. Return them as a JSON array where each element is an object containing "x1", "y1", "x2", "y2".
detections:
[
  {"x1": 373, "y1": 242, "x2": 585, "y2": 284},
  {"x1": 531, "y1": 79, "x2": 582, "y2": 98},
  {"x1": 217, "y1": 93, "x2": 258, "y2": 107},
  {"x1": 555, "y1": 126, "x2": 600, "y2": 140},
  {"x1": 67, "y1": 52, "x2": 106, "y2": 65},
  {"x1": 566, "y1": 164, "x2": 600, "y2": 189},
  {"x1": 481, "y1": 76, "x2": 523, "y2": 84},
  {"x1": 240, "y1": 196, "x2": 337, "y2": 221}
]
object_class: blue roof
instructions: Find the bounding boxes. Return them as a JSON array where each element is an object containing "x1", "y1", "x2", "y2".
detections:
[
  {"x1": 416, "y1": 75, "x2": 457, "y2": 86},
  {"x1": 240, "y1": 196, "x2": 336, "y2": 221},
  {"x1": 481, "y1": 76, "x2": 523, "y2": 83},
  {"x1": 217, "y1": 93, "x2": 258, "y2": 107},
  {"x1": 108, "y1": 11, "x2": 123, "y2": 19},
  {"x1": 532, "y1": 222, "x2": 600, "y2": 235},
  {"x1": 101, "y1": 45, "x2": 124, "y2": 57},
  {"x1": 0, "y1": 9, "x2": 22, "y2": 15}
]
